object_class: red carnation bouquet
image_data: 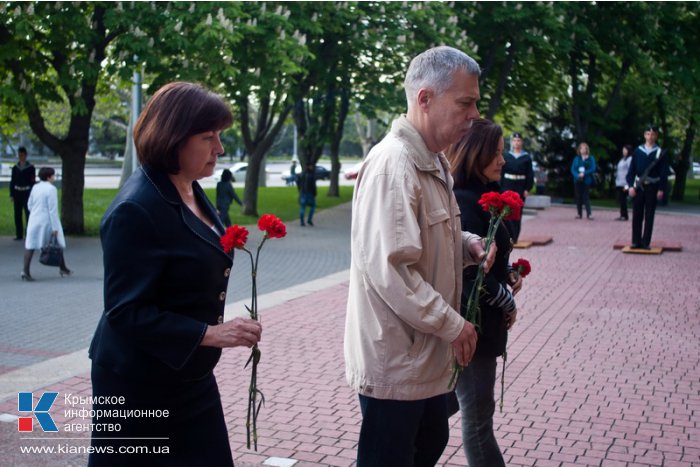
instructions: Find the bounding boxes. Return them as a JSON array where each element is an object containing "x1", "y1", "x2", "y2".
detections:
[
  {"x1": 220, "y1": 214, "x2": 287, "y2": 450},
  {"x1": 448, "y1": 190, "x2": 524, "y2": 390}
]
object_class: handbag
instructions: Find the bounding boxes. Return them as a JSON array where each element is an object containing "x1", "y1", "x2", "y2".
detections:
[{"x1": 39, "y1": 233, "x2": 63, "y2": 267}]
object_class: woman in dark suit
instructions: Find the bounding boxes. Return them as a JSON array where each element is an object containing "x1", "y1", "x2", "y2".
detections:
[
  {"x1": 446, "y1": 119, "x2": 522, "y2": 467},
  {"x1": 88, "y1": 82, "x2": 262, "y2": 466}
]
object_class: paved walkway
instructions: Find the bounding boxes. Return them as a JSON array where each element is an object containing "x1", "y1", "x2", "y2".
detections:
[{"x1": 1, "y1": 204, "x2": 699, "y2": 466}]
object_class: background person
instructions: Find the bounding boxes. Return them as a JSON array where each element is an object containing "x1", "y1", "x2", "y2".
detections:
[
  {"x1": 615, "y1": 144, "x2": 633, "y2": 221},
  {"x1": 215, "y1": 168, "x2": 242, "y2": 227},
  {"x1": 88, "y1": 82, "x2": 262, "y2": 466},
  {"x1": 570, "y1": 142, "x2": 597, "y2": 220},
  {"x1": 500, "y1": 132, "x2": 533, "y2": 241},
  {"x1": 626, "y1": 125, "x2": 668, "y2": 249},
  {"x1": 22, "y1": 167, "x2": 70, "y2": 280},
  {"x1": 10, "y1": 146, "x2": 35, "y2": 241},
  {"x1": 534, "y1": 163, "x2": 548, "y2": 195},
  {"x1": 446, "y1": 118, "x2": 521, "y2": 467},
  {"x1": 345, "y1": 46, "x2": 494, "y2": 467},
  {"x1": 298, "y1": 163, "x2": 317, "y2": 226}
]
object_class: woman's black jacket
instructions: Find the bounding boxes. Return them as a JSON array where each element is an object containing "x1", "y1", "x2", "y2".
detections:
[
  {"x1": 89, "y1": 165, "x2": 234, "y2": 382},
  {"x1": 454, "y1": 178, "x2": 514, "y2": 358}
]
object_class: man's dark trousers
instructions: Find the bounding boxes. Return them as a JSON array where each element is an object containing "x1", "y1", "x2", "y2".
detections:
[
  {"x1": 632, "y1": 184, "x2": 659, "y2": 248},
  {"x1": 357, "y1": 394, "x2": 449, "y2": 467},
  {"x1": 13, "y1": 191, "x2": 30, "y2": 239}
]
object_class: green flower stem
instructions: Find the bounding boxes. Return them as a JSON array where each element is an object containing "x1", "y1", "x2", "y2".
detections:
[
  {"x1": 448, "y1": 213, "x2": 503, "y2": 390},
  {"x1": 242, "y1": 236, "x2": 269, "y2": 451},
  {"x1": 499, "y1": 350, "x2": 507, "y2": 413}
]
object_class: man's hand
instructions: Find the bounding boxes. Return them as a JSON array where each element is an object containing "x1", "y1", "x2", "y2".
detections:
[
  {"x1": 628, "y1": 187, "x2": 636, "y2": 198},
  {"x1": 657, "y1": 190, "x2": 664, "y2": 200},
  {"x1": 468, "y1": 237, "x2": 497, "y2": 274},
  {"x1": 451, "y1": 321, "x2": 477, "y2": 366},
  {"x1": 508, "y1": 271, "x2": 523, "y2": 296}
]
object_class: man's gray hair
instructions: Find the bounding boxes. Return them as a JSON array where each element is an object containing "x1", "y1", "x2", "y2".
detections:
[{"x1": 404, "y1": 46, "x2": 480, "y2": 108}]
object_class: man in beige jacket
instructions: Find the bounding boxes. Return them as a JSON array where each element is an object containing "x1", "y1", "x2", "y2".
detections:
[{"x1": 345, "y1": 46, "x2": 495, "y2": 466}]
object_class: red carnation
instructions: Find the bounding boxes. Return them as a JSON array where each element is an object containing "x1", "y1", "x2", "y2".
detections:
[
  {"x1": 478, "y1": 192, "x2": 504, "y2": 213},
  {"x1": 220, "y1": 225, "x2": 249, "y2": 253},
  {"x1": 512, "y1": 258, "x2": 531, "y2": 278},
  {"x1": 258, "y1": 214, "x2": 287, "y2": 239},
  {"x1": 500, "y1": 191, "x2": 524, "y2": 221}
]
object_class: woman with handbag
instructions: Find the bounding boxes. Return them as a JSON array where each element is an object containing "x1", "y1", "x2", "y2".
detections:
[{"x1": 22, "y1": 167, "x2": 71, "y2": 280}]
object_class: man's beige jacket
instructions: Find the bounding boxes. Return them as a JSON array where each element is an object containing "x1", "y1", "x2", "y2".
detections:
[{"x1": 345, "y1": 116, "x2": 480, "y2": 401}]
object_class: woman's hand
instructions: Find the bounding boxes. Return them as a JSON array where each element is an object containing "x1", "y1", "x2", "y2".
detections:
[
  {"x1": 508, "y1": 271, "x2": 523, "y2": 296},
  {"x1": 468, "y1": 237, "x2": 497, "y2": 274},
  {"x1": 201, "y1": 317, "x2": 262, "y2": 348}
]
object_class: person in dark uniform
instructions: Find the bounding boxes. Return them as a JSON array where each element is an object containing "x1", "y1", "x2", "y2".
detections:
[
  {"x1": 88, "y1": 82, "x2": 262, "y2": 466},
  {"x1": 9, "y1": 147, "x2": 35, "y2": 240},
  {"x1": 500, "y1": 132, "x2": 533, "y2": 241},
  {"x1": 626, "y1": 125, "x2": 669, "y2": 249}
]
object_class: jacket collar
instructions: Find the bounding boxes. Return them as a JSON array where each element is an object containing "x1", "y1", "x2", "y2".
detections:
[
  {"x1": 391, "y1": 116, "x2": 445, "y2": 173},
  {"x1": 140, "y1": 165, "x2": 229, "y2": 258}
]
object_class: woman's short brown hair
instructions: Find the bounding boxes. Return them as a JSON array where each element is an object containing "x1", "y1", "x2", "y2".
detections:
[
  {"x1": 446, "y1": 118, "x2": 503, "y2": 189},
  {"x1": 133, "y1": 82, "x2": 233, "y2": 174}
]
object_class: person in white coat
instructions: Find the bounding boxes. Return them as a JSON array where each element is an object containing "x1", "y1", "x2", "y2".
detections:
[{"x1": 22, "y1": 167, "x2": 71, "y2": 280}]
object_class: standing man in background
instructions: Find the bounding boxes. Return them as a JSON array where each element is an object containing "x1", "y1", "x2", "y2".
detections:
[
  {"x1": 345, "y1": 45, "x2": 495, "y2": 467},
  {"x1": 10, "y1": 146, "x2": 36, "y2": 241},
  {"x1": 626, "y1": 126, "x2": 668, "y2": 249},
  {"x1": 298, "y1": 162, "x2": 317, "y2": 226},
  {"x1": 500, "y1": 132, "x2": 533, "y2": 242}
]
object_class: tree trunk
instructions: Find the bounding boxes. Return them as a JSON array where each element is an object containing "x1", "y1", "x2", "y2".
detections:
[
  {"x1": 61, "y1": 147, "x2": 87, "y2": 233},
  {"x1": 238, "y1": 96, "x2": 293, "y2": 217},
  {"x1": 671, "y1": 113, "x2": 695, "y2": 201},
  {"x1": 327, "y1": 89, "x2": 350, "y2": 198},
  {"x1": 485, "y1": 40, "x2": 516, "y2": 120}
]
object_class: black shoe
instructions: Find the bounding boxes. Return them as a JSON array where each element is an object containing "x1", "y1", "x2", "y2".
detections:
[
  {"x1": 587, "y1": 216, "x2": 594, "y2": 220},
  {"x1": 60, "y1": 268, "x2": 72, "y2": 277},
  {"x1": 575, "y1": 215, "x2": 582, "y2": 219},
  {"x1": 630, "y1": 243, "x2": 641, "y2": 249},
  {"x1": 21, "y1": 271, "x2": 33, "y2": 281},
  {"x1": 641, "y1": 244, "x2": 651, "y2": 250},
  {"x1": 300, "y1": 222, "x2": 305, "y2": 226},
  {"x1": 308, "y1": 220, "x2": 314, "y2": 226},
  {"x1": 14, "y1": 237, "x2": 23, "y2": 241}
]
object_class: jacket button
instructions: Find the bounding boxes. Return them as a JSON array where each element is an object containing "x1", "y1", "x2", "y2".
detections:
[
  {"x1": 217, "y1": 315, "x2": 224, "y2": 324},
  {"x1": 219, "y1": 291, "x2": 226, "y2": 301},
  {"x1": 224, "y1": 268, "x2": 231, "y2": 277}
]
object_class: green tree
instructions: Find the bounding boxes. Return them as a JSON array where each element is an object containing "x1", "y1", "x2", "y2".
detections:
[{"x1": 0, "y1": 2, "x2": 162, "y2": 233}]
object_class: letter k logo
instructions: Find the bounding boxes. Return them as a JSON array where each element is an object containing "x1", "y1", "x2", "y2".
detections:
[{"x1": 18, "y1": 392, "x2": 58, "y2": 432}]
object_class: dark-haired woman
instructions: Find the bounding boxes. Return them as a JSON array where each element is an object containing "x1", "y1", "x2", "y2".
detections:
[
  {"x1": 615, "y1": 144, "x2": 633, "y2": 221},
  {"x1": 445, "y1": 119, "x2": 522, "y2": 467},
  {"x1": 216, "y1": 168, "x2": 242, "y2": 227},
  {"x1": 88, "y1": 82, "x2": 262, "y2": 466},
  {"x1": 23, "y1": 167, "x2": 70, "y2": 280}
]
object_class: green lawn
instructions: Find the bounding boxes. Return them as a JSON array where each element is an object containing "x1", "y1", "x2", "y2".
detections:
[{"x1": 2, "y1": 185, "x2": 354, "y2": 237}]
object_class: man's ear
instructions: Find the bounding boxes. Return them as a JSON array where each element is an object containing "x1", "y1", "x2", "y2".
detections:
[{"x1": 417, "y1": 88, "x2": 433, "y2": 112}]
